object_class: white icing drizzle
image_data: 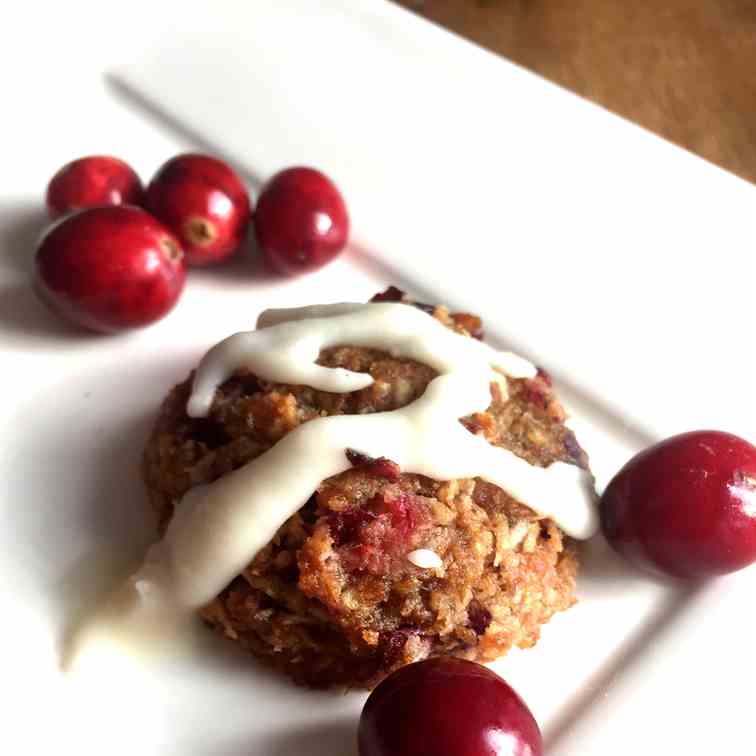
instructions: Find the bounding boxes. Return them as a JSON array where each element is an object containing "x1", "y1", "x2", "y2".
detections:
[
  {"x1": 66, "y1": 301, "x2": 598, "y2": 672},
  {"x1": 188, "y1": 302, "x2": 535, "y2": 418},
  {"x1": 128, "y1": 302, "x2": 597, "y2": 614},
  {"x1": 407, "y1": 549, "x2": 444, "y2": 569}
]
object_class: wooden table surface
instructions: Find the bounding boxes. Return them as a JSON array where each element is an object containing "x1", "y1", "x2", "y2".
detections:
[{"x1": 398, "y1": 1, "x2": 756, "y2": 184}]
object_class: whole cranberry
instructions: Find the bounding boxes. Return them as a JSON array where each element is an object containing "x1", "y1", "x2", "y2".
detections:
[
  {"x1": 600, "y1": 430, "x2": 756, "y2": 579},
  {"x1": 146, "y1": 154, "x2": 251, "y2": 267},
  {"x1": 253, "y1": 166, "x2": 349, "y2": 275},
  {"x1": 358, "y1": 658, "x2": 542, "y2": 756},
  {"x1": 46, "y1": 156, "x2": 144, "y2": 220},
  {"x1": 34, "y1": 206, "x2": 185, "y2": 333}
]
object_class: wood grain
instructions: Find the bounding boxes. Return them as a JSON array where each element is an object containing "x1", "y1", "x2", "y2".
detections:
[{"x1": 397, "y1": 0, "x2": 756, "y2": 183}]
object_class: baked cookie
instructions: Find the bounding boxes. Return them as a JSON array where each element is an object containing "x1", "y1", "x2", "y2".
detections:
[{"x1": 143, "y1": 288, "x2": 594, "y2": 688}]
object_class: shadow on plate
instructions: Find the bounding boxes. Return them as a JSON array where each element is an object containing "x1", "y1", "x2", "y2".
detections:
[
  {"x1": 106, "y1": 74, "x2": 265, "y2": 194},
  {"x1": 0, "y1": 198, "x2": 98, "y2": 343},
  {"x1": 10, "y1": 354, "x2": 193, "y2": 660},
  {"x1": 0, "y1": 198, "x2": 48, "y2": 276},
  {"x1": 200, "y1": 719, "x2": 358, "y2": 756},
  {"x1": 0, "y1": 283, "x2": 96, "y2": 344},
  {"x1": 186, "y1": 229, "x2": 283, "y2": 287},
  {"x1": 542, "y1": 581, "x2": 704, "y2": 751},
  {"x1": 345, "y1": 242, "x2": 439, "y2": 312},
  {"x1": 578, "y1": 531, "x2": 683, "y2": 598}
]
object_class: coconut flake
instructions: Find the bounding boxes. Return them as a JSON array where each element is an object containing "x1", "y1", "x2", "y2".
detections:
[{"x1": 406, "y1": 549, "x2": 443, "y2": 569}]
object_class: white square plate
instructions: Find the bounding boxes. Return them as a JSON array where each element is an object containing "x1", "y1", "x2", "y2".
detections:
[{"x1": 1, "y1": 2, "x2": 754, "y2": 755}]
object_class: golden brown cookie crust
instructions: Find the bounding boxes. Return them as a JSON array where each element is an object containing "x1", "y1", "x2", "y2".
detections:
[{"x1": 142, "y1": 297, "x2": 588, "y2": 688}]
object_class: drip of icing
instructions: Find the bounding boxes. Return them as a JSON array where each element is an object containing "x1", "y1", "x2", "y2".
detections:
[
  {"x1": 68, "y1": 301, "x2": 598, "y2": 669},
  {"x1": 131, "y1": 303, "x2": 597, "y2": 613}
]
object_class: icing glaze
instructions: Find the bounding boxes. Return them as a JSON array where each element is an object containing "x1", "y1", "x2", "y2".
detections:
[
  {"x1": 140, "y1": 303, "x2": 596, "y2": 612},
  {"x1": 71, "y1": 301, "x2": 597, "y2": 665}
]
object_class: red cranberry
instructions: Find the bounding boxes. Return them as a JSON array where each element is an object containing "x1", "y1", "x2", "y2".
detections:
[
  {"x1": 146, "y1": 154, "x2": 251, "y2": 267},
  {"x1": 329, "y1": 507, "x2": 379, "y2": 549},
  {"x1": 380, "y1": 628, "x2": 420, "y2": 670},
  {"x1": 345, "y1": 449, "x2": 401, "y2": 481},
  {"x1": 329, "y1": 492, "x2": 430, "y2": 575},
  {"x1": 600, "y1": 430, "x2": 756, "y2": 579},
  {"x1": 467, "y1": 600, "x2": 492, "y2": 636},
  {"x1": 33, "y1": 206, "x2": 185, "y2": 333},
  {"x1": 359, "y1": 658, "x2": 542, "y2": 756},
  {"x1": 253, "y1": 166, "x2": 349, "y2": 275},
  {"x1": 46, "y1": 156, "x2": 144, "y2": 220},
  {"x1": 521, "y1": 382, "x2": 549, "y2": 410},
  {"x1": 370, "y1": 286, "x2": 406, "y2": 303}
]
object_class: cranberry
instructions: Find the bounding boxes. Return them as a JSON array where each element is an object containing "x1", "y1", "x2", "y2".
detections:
[
  {"x1": 600, "y1": 430, "x2": 756, "y2": 579},
  {"x1": 381, "y1": 628, "x2": 419, "y2": 669},
  {"x1": 329, "y1": 492, "x2": 430, "y2": 575},
  {"x1": 562, "y1": 431, "x2": 587, "y2": 468},
  {"x1": 146, "y1": 154, "x2": 251, "y2": 267},
  {"x1": 329, "y1": 507, "x2": 379, "y2": 549},
  {"x1": 467, "y1": 600, "x2": 492, "y2": 636},
  {"x1": 345, "y1": 449, "x2": 401, "y2": 481},
  {"x1": 253, "y1": 166, "x2": 349, "y2": 275},
  {"x1": 359, "y1": 658, "x2": 542, "y2": 756},
  {"x1": 368, "y1": 287, "x2": 448, "y2": 319},
  {"x1": 46, "y1": 156, "x2": 144, "y2": 220},
  {"x1": 33, "y1": 206, "x2": 185, "y2": 333},
  {"x1": 370, "y1": 286, "x2": 405, "y2": 303},
  {"x1": 521, "y1": 382, "x2": 549, "y2": 410}
]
